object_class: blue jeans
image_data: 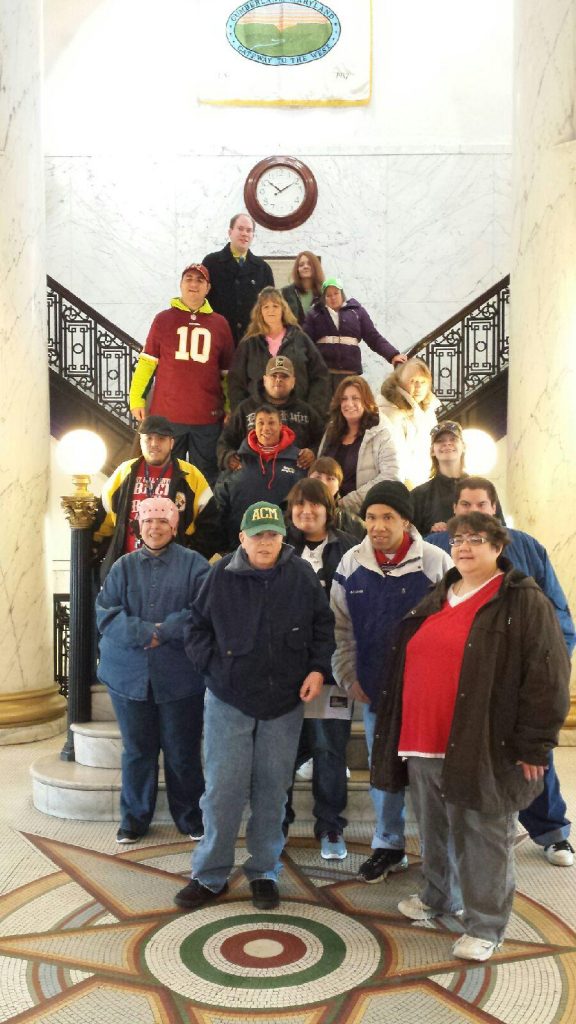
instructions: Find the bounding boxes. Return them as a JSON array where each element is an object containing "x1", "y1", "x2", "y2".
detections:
[
  {"x1": 171, "y1": 422, "x2": 222, "y2": 486},
  {"x1": 519, "y1": 750, "x2": 571, "y2": 846},
  {"x1": 295, "y1": 718, "x2": 351, "y2": 837},
  {"x1": 363, "y1": 705, "x2": 406, "y2": 850},
  {"x1": 110, "y1": 687, "x2": 204, "y2": 835},
  {"x1": 192, "y1": 691, "x2": 304, "y2": 891}
]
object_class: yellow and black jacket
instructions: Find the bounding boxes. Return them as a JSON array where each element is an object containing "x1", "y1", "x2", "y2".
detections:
[{"x1": 93, "y1": 455, "x2": 223, "y2": 581}]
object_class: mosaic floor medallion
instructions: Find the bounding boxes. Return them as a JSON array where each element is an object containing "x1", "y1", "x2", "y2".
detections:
[{"x1": 0, "y1": 833, "x2": 575, "y2": 1023}]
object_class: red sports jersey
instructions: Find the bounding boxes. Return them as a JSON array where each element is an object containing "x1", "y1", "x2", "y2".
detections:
[{"x1": 144, "y1": 307, "x2": 234, "y2": 425}]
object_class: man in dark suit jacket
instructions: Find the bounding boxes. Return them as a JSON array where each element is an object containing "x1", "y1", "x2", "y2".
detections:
[{"x1": 203, "y1": 213, "x2": 274, "y2": 345}]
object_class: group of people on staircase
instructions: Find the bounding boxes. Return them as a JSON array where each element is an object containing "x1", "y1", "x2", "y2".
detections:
[{"x1": 92, "y1": 212, "x2": 573, "y2": 963}]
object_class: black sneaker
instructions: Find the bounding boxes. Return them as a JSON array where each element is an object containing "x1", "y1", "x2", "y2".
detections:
[
  {"x1": 358, "y1": 848, "x2": 408, "y2": 883},
  {"x1": 250, "y1": 878, "x2": 280, "y2": 909},
  {"x1": 174, "y1": 878, "x2": 228, "y2": 910},
  {"x1": 116, "y1": 828, "x2": 141, "y2": 844}
]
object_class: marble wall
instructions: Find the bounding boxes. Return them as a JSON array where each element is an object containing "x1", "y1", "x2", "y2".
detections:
[
  {"x1": 0, "y1": 0, "x2": 66, "y2": 733},
  {"x1": 45, "y1": 150, "x2": 512, "y2": 394},
  {"x1": 508, "y1": 0, "x2": 576, "y2": 612},
  {"x1": 43, "y1": 0, "x2": 514, "y2": 395}
]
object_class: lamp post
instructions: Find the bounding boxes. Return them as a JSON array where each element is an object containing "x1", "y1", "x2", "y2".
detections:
[{"x1": 57, "y1": 430, "x2": 107, "y2": 762}]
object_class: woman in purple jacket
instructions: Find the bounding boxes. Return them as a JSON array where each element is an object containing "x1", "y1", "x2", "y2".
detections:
[{"x1": 303, "y1": 277, "x2": 406, "y2": 393}]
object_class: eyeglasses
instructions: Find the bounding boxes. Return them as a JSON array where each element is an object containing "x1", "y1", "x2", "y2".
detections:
[{"x1": 449, "y1": 534, "x2": 490, "y2": 547}]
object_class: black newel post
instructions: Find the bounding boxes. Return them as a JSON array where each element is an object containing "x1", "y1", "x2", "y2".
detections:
[{"x1": 59, "y1": 466, "x2": 101, "y2": 762}]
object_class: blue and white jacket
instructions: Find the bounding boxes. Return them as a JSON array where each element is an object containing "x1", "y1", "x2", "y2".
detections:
[{"x1": 330, "y1": 528, "x2": 452, "y2": 710}]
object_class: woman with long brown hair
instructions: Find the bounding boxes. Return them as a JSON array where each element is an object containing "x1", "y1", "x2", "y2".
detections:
[
  {"x1": 318, "y1": 375, "x2": 400, "y2": 514},
  {"x1": 281, "y1": 251, "x2": 324, "y2": 324},
  {"x1": 228, "y1": 287, "x2": 330, "y2": 416}
]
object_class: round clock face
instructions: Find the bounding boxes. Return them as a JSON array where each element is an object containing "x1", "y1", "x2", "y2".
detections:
[
  {"x1": 255, "y1": 166, "x2": 306, "y2": 218},
  {"x1": 244, "y1": 156, "x2": 318, "y2": 231}
]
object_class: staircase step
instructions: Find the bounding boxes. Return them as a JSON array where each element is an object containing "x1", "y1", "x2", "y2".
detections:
[
  {"x1": 91, "y1": 684, "x2": 116, "y2": 722},
  {"x1": 31, "y1": 757, "x2": 373, "y2": 823},
  {"x1": 71, "y1": 721, "x2": 122, "y2": 768}
]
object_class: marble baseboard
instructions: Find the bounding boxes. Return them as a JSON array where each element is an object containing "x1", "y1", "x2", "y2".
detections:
[{"x1": 0, "y1": 715, "x2": 66, "y2": 746}]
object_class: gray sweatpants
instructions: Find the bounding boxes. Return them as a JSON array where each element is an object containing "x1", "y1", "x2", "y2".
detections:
[{"x1": 408, "y1": 757, "x2": 517, "y2": 944}]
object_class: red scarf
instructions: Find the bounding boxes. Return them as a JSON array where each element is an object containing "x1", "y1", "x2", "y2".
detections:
[
  {"x1": 375, "y1": 530, "x2": 412, "y2": 569},
  {"x1": 247, "y1": 425, "x2": 296, "y2": 489}
]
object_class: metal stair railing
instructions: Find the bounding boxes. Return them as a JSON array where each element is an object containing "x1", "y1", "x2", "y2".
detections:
[
  {"x1": 47, "y1": 276, "x2": 141, "y2": 427},
  {"x1": 407, "y1": 276, "x2": 510, "y2": 418}
]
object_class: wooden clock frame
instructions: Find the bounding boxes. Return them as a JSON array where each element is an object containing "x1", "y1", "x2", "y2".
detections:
[{"x1": 243, "y1": 156, "x2": 318, "y2": 231}]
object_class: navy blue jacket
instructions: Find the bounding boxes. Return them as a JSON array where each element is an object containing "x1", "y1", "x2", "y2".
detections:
[
  {"x1": 215, "y1": 438, "x2": 306, "y2": 549},
  {"x1": 184, "y1": 544, "x2": 335, "y2": 719},
  {"x1": 96, "y1": 542, "x2": 210, "y2": 701},
  {"x1": 425, "y1": 527, "x2": 576, "y2": 655}
]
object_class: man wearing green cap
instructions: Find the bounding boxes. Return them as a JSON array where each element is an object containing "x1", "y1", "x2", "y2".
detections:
[
  {"x1": 303, "y1": 278, "x2": 406, "y2": 391},
  {"x1": 177, "y1": 501, "x2": 335, "y2": 912}
]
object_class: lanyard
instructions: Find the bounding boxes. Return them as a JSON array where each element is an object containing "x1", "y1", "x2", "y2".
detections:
[{"x1": 143, "y1": 462, "x2": 169, "y2": 499}]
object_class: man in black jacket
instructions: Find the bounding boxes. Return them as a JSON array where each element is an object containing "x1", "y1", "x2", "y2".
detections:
[
  {"x1": 202, "y1": 213, "x2": 274, "y2": 345},
  {"x1": 175, "y1": 501, "x2": 334, "y2": 913},
  {"x1": 93, "y1": 416, "x2": 222, "y2": 580},
  {"x1": 217, "y1": 355, "x2": 325, "y2": 471}
]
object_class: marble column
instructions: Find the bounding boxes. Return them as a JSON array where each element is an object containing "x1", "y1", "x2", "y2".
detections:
[
  {"x1": 509, "y1": 0, "x2": 576, "y2": 732},
  {"x1": 0, "y1": 0, "x2": 66, "y2": 741}
]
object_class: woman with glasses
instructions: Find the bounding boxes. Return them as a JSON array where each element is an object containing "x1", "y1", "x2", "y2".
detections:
[{"x1": 371, "y1": 511, "x2": 570, "y2": 963}]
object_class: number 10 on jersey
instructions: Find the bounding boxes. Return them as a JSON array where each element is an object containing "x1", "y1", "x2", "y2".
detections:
[{"x1": 175, "y1": 325, "x2": 212, "y2": 363}]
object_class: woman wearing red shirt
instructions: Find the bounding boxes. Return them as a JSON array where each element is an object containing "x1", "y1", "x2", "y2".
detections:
[{"x1": 371, "y1": 512, "x2": 570, "y2": 963}]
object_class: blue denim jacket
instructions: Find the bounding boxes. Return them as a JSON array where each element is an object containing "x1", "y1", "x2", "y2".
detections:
[{"x1": 96, "y1": 542, "x2": 210, "y2": 701}]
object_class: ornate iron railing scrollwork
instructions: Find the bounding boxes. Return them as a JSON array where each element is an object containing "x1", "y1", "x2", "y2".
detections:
[
  {"x1": 53, "y1": 594, "x2": 70, "y2": 698},
  {"x1": 408, "y1": 276, "x2": 510, "y2": 418},
  {"x1": 47, "y1": 277, "x2": 141, "y2": 426}
]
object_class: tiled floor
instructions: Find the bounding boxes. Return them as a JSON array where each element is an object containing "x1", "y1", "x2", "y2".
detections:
[{"x1": 0, "y1": 733, "x2": 575, "y2": 1023}]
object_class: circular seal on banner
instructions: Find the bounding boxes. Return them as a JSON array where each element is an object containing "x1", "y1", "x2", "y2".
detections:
[{"x1": 226, "y1": 1, "x2": 341, "y2": 66}]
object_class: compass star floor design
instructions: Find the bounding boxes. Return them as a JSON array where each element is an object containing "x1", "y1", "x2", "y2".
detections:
[
  {"x1": 1, "y1": 737, "x2": 575, "y2": 1023},
  {"x1": 0, "y1": 832, "x2": 576, "y2": 1023}
]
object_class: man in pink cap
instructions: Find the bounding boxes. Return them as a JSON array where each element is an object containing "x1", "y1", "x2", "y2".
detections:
[
  {"x1": 129, "y1": 263, "x2": 235, "y2": 483},
  {"x1": 96, "y1": 496, "x2": 210, "y2": 844}
]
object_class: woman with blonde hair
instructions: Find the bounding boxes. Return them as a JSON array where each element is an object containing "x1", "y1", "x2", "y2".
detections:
[
  {"x1": 378, "y1": 358, "x2": 440, "y2": 487},
  {"x1": 282, "y1": 251, "x2": 324, "y2": 324},
  {"x1": 228, "y1": 287, "x2": 330, "y2": 416},
  {"x1": 318, "y1": 375, "x2": 400, "y2": 514}
]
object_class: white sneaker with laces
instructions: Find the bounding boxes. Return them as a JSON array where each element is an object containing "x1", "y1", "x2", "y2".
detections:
[
  {"x1": 453, "y1": 934, "x2": 500, "y2": 961},
  {"x1": 544, "y1": 840, "x2": 574, "y2": 866}
]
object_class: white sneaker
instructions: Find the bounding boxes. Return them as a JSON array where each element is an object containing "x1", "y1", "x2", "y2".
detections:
[
  {"x1": 295, "y1": 758, "x2": 314, "y2": 781},
  {"x1": 398, "y1": 894, "x2": 463, "y2": 921},
  {"x1": 453, "y1": 934, "x2": 500, "y2": 961},
  {"x1": 544, "y1": 840, "x2": 574, "y2": 866},
  {"x1": 398, "y1": 895, "x2": 438, "y2": 920}
]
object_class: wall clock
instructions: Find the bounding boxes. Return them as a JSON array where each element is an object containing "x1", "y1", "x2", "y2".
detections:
[{"x1": 244, "y1": 156, "x2": 318, "y2": 231}]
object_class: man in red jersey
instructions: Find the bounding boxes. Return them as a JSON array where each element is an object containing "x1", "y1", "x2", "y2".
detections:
[{"x1": 129, "y1": 264, "x2": 234, "y2": 484}]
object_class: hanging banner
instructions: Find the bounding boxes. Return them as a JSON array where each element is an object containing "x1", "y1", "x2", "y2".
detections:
[{"x1": 199, "y1": 0, "x2": 372, "y2": 107}]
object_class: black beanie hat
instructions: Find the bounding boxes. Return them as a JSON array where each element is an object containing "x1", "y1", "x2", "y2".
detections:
[{"x1": 360, "y1": 481, "x2": 413, "y2": 522}]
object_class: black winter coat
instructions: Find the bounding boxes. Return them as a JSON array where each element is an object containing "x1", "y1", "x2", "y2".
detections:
[
  {"x1": 184, "y1": 545, "x2": 335, "y2": 719},
  {"x1": 202, "y1": 244, "x2": 274, "y2": 345},
  {"x1": 371, "y1": 562, "x2": 571, "y2": 814},
  {"x1": 228, "y1": 325, "x2": 330, "y2": 417}
]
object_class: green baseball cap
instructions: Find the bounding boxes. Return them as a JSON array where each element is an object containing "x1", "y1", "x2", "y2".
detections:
[
  {"x1": 240, "y1": 501, "x2": 286, "y2": 536},
  {"x1": 322, "y1": 276, "x2": 344, "y2": 292}
]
